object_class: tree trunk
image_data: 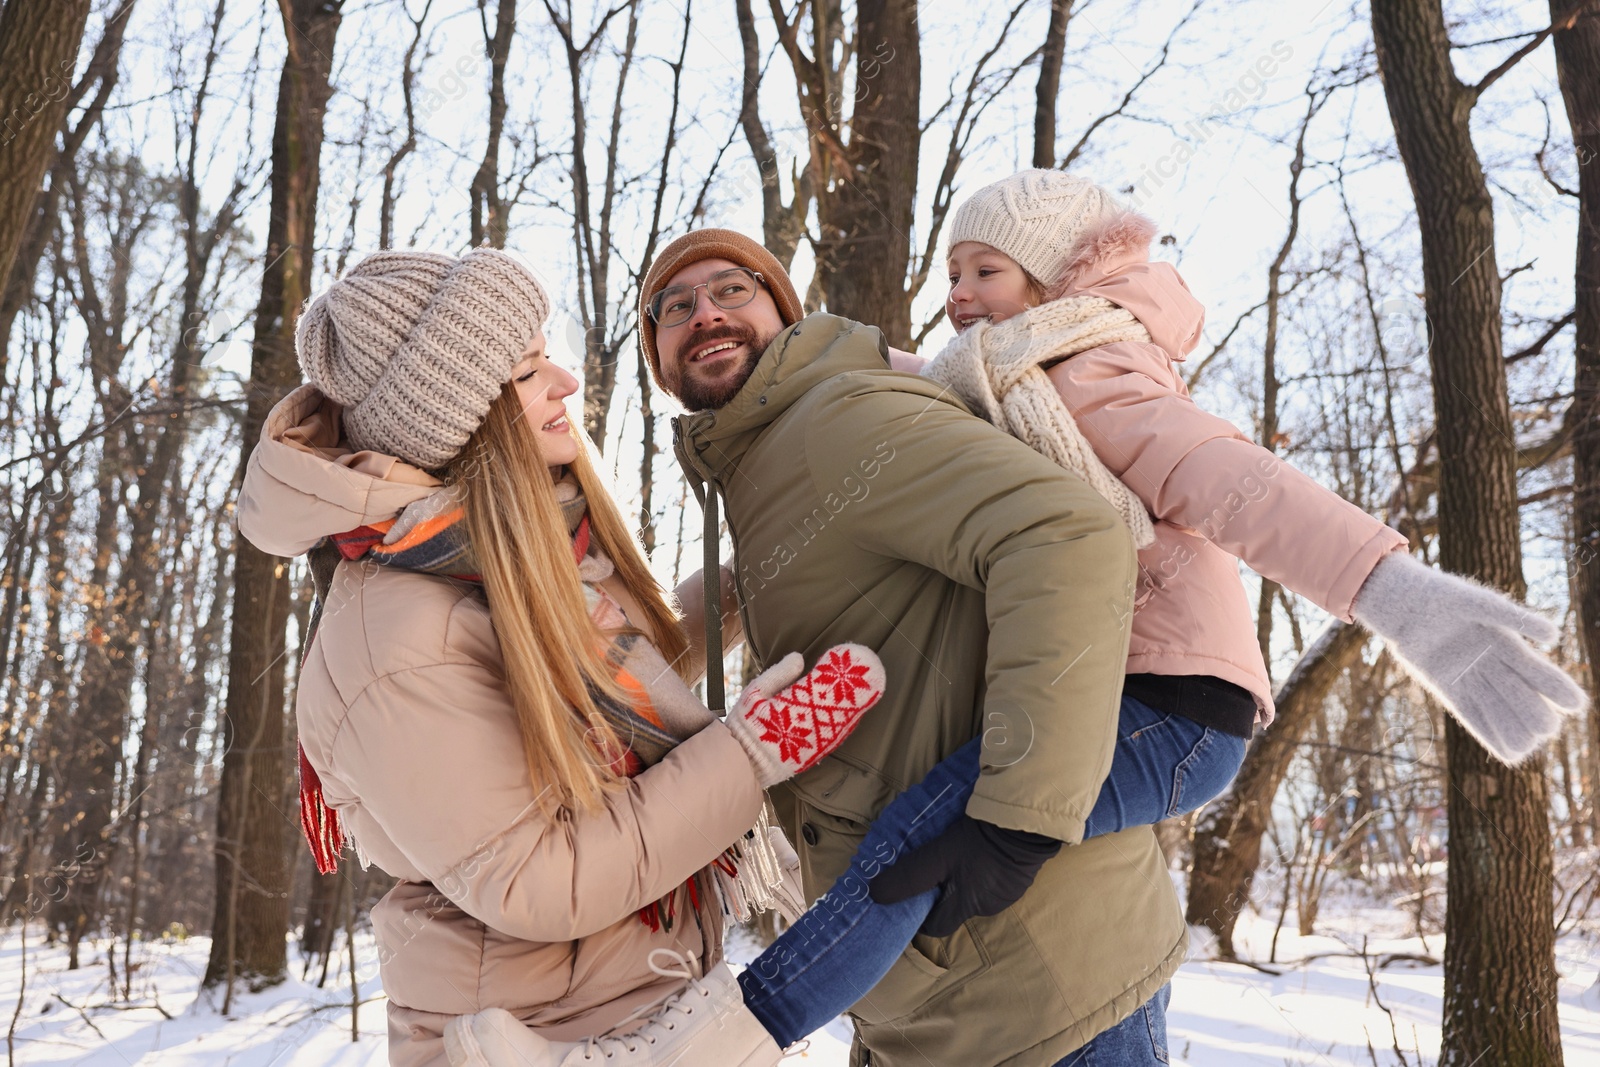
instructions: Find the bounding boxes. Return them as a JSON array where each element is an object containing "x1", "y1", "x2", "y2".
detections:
[
  {"x1": 1553, "y1": 0, "x2": 1600, "y2": 853},
  {"x1": 1032, "y1": 0, "x2": 1072, "y2": 169},
  {"x1": 46, "y1": 265, "x2": 195, "y2": 963},
  {"x1": 49, "y1": 35, "x2": 236, "y2": 957},
  {"x1": 736, "y1": 0, "x2": 811, "y2": 268},
  {"x1": 469, "y1": 0, "x2": 515, "y2": 249},
  {"x1": 300, "y1": 868, "x2": 341, "y2": 962},
  {"x1": 548, "y1": 0, "x2": 641, "y2": 448},
  {"x1": 0, "y1": 0, "x2": 133, "y2": 376},
  {"x1": 44, "y1": 433, "x2": 125, "y2": 964},
  {"x1": 0, "y1": 0, "x2": 94, "y2": 383},
  {"x1": 151, "y1": 492, "x2": 235, "y2": 933},
  {"x1": 204, "y1": 0, "x2": 342, "y2": 994},
  {"x1": 0, "y1": 455, "x2": 73, "y2": 906},
  {"x1": 812, "y1": 0, "x2": 920, "y2": 346},
  {"x1": 1371, "y1": 2, "x2": 1563, "y2": 1061},
  {"x1": 1185, "y1": 621, "x2": 1367, "y2": 956}
]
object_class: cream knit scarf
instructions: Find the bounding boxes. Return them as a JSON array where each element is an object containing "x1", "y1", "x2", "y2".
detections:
[{"x1": 924, "y1": 294, "x2": 1157, "y2": 549}]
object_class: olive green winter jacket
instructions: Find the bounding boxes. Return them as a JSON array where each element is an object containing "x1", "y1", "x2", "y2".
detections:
[{"x1": 673, "y1": 313, "x2": 1186, "y2": 1066}]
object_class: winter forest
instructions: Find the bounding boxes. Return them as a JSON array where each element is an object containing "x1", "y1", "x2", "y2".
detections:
[{"x1": 0, "y1": 0, "x2": 1598, "y2": 1063}]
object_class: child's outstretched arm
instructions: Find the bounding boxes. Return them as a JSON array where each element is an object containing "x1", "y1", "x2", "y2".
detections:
[
  {"x1": 1048, "y1": 342, "x2": 1584, "y2": 764},
  {"x1": 1046, "y1": 342, "x2": 1402, "y2": 615}
]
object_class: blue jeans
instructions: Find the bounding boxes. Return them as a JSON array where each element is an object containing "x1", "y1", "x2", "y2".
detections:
[
  {"x1": 1054, "y1": 983, "x2": 1171, "y2": 1066},
  {"x1": 737, "y1": 695, "x2": 1246, "y2": 1053}
]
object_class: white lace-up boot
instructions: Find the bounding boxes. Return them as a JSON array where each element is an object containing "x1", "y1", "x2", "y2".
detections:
[{"x1": 443, "y1": 958, "x2": 783, "y2": 1067}]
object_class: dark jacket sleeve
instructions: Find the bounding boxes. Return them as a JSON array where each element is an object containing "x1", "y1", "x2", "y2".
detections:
[{"x1": 806, "y1": 381, "x2": 1137, "y2": 843}]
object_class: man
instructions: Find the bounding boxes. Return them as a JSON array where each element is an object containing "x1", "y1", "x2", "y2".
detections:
[{"x1": 642, "y1": 228, "x2": 1185, "y2": 1066}]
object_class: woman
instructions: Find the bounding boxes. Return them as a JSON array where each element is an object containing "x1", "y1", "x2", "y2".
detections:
[{"x1": 234, "y1": 248, "x2": 884, "y2": 1066}]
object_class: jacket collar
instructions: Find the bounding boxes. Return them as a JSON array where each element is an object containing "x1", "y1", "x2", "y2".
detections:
[{"x1": 669, "y1": 312, "x2": 887, "y2": 713}]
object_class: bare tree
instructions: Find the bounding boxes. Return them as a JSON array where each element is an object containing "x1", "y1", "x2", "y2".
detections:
[
  {"x1": 45, "y1": 149, "x2": 179, "y2": 966},
  {"x1": 1370, "y1": 1, "x2": 1574, "y2": 1060},
  {"x1": 631, "y1": 5, "x2": 697, "y2": 555},
  {"x1": 116, "y1": 0, "x2": 251, "y2": 991},
  {"x1": 736, "y1": 0, "x2": 813, "y2": 268},
  {"x1": 0, "y1": 1, "x2": 136, "y2": 388},
  {"x1": 542, "y1": 0, "x2": 702, "y2": 450},
  {"x1": 470, "y1": 0, "x2": 516, "y2": 249},
  {"x1": 205, "y1": 0, "x2": 343, "y2": 999},
  {"x1": 805, "y1": 0, "x2": 921, "y2": 344},
  {"x1": 1552, "y1": 0, "x2": 1600, "y2": 851},
  {"x1": 542, "y1": 0, "x2": 639, "y2": 446},
  {"x1": 1187, "y1": 621, "x2": 1369, "y2": 956},
  {"x1": 1032, "y1": 0, "x2": 1073, "y2": 169},
  {"x1": 1181, "y1": 79, "x2": 1357, "y2": 957},
  {"x1": 1253, "y1": 85, "x2": 1327, "y2": 669},
  {"x1": 0, "y1": 0, "x2": 95, "y2": 384},
  {"x1": 379, "y1": 2, "x2": 434, "y2": 249}
]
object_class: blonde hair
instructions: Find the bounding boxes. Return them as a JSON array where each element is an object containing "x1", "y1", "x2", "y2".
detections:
[{"x1": 446, "y1": 384, "x2": 690, "y2": 811}]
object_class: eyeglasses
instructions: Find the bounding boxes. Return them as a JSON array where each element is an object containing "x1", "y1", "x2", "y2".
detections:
[{"x1": 648, "y1": 267, "x2": 766, "y2": 328}]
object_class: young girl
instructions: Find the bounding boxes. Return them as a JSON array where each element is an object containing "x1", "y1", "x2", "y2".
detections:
[
  {"x1": 445, "y1": 174, "x2": 1584, "y2": 1066},
  {"x1": 911, "y1": 167, "x2": 1580, "y2": 770}
]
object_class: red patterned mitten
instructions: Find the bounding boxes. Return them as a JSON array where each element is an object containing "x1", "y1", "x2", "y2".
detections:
[{"x1": 726, "y1": 644, "x2": 886, "y2": 787}]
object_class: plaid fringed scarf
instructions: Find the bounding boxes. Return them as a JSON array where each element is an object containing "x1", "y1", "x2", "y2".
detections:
[{"x1": 294, "y1": 476, "x2": 783, "y2": 929}]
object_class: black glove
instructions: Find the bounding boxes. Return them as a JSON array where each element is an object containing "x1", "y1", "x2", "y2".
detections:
[{"x1": 867, "y1": 814, "x2": 1062, "y2": 937}]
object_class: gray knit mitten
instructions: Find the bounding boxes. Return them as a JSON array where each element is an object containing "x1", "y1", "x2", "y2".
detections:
[{"x1": 1351, "y1": 552, "x2": 1587, "y2": 764}]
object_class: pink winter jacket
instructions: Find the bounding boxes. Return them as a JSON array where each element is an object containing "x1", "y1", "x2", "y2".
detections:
[
  {"x1": 236, "y1": 385, "x2": 765, "y2": 1065},
  {"x1": 905, "y1": 246, "x2": 1407, "y2": 725}
]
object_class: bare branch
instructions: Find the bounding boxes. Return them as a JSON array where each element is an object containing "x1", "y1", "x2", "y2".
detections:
[
  {"x1": 1034, "y1": 0, "x2": 1074, "y2": 168},
  {"x1": 380, "y1": 0, "x2": 433, "y2": 248},
  {"x1": 1467, "y1": 2, "x2": 1595, "y2": 103},
  {"x1": 1505, "y1": 311, "x2": 1576, "y2": 364},
  {"x1": 1059, "y1": 0, "x2": 1203, "y2": 169},
  {"x1": 908, "y1": 0, "x2": 1035, "y2": 309}
]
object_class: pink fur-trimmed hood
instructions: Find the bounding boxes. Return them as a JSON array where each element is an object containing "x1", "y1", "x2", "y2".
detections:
[
  {"x1": 1045, "y1": 210, "x2": 1158, "y2": 297},
  {"x1": 1051, "y1": 213, "x2": 1206, "y2": 362}
]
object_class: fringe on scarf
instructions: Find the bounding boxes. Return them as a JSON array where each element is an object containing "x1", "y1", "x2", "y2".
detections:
[
  {"x1": 298, "y1": 743, "x2": 344, "y2": 876},
  {"x1": 637, "y1": 804, "x2": 790, "y2": 931}
]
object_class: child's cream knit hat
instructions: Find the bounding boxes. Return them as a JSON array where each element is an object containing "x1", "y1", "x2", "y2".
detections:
[
  {"x1": 295, "y1": 248, "x2": 550, "y2": 469},
  {"x1": 947, "y1": 169, "x2": 1125, "y2": 286}
]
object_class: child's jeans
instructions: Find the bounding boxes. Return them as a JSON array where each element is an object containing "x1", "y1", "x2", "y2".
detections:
[{"x1": 736, "y1": 694, "x2": 1247, "y2": 1054}]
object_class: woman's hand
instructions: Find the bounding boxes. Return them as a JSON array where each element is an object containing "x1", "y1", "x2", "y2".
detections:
[{"x1": 725, "y1": 645, "x2": 886, "y2": 787}]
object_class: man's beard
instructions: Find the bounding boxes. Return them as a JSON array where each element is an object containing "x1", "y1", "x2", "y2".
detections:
[{"x1": 674, "y1": 322, "x2": 774, "y2": 411}]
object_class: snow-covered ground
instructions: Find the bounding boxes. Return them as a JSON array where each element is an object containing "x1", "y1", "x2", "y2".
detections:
[{"x1": 3, "y1": 876, "x2": 1597, "y2": 1066}]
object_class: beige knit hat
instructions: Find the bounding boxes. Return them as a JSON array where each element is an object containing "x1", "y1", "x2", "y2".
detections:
[
  {"x1": 296, "y1": 248, "x2": 550, "y2": 469},
  {"x1": 947, "y1": 169, "x2": 1126, "y2": 288},
  {"x1": 638, "y1": 228, "x2": 804, "y2": 392}
]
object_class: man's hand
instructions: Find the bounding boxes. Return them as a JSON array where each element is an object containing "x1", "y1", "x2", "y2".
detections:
[{"x1": 868, "y1": 814, "x2": 1061, "y2": 937}]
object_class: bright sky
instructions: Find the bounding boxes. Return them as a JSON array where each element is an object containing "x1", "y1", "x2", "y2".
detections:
[{"x1": 92, "y1": 0, "x2": 1583, "y2": 674}]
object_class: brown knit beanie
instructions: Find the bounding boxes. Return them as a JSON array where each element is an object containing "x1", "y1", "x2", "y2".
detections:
[
  {"x1": 296, "y1": 248, "x2": 550, "y2": 469},
  {"x1": 638, "y1": 229, "x2": 803, "y2": 391}
]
